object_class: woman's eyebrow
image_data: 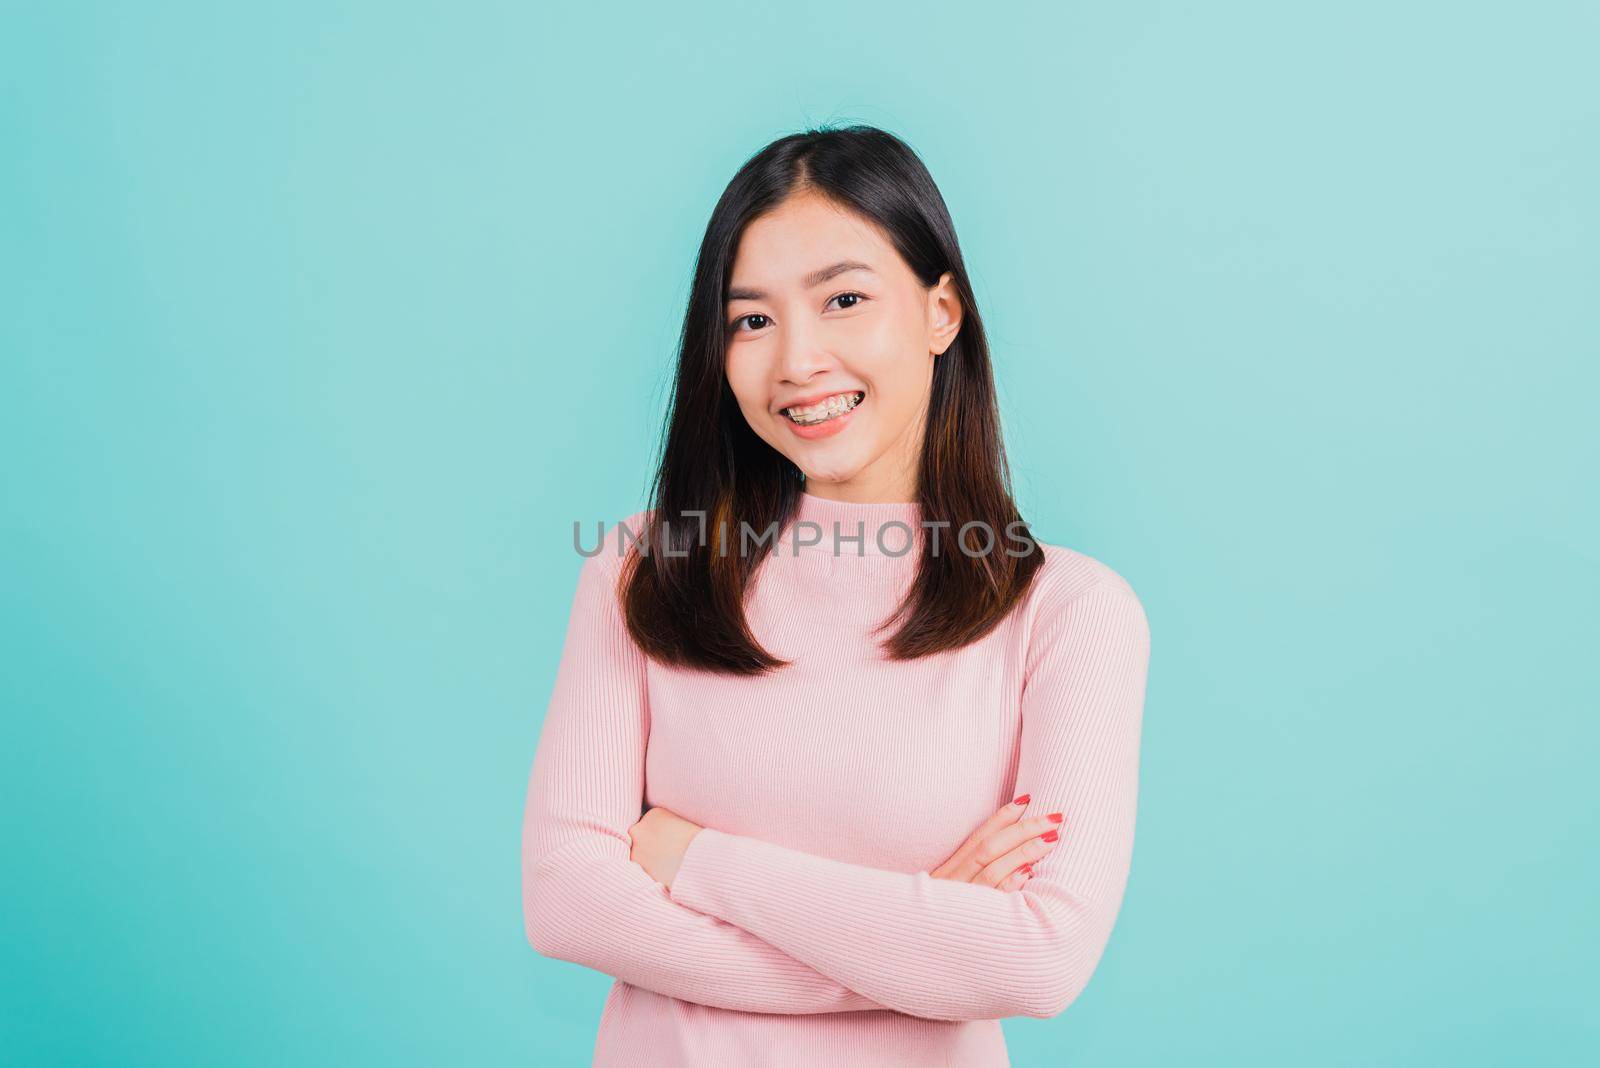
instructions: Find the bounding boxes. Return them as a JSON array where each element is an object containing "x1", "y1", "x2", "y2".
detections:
[{"x1": 726, "y1": 260, "x2": 877, "y2": 303}]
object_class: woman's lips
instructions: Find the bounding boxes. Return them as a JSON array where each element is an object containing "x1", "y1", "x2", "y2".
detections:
[{"x1": 782, "y1": 391, "x2": 863, "y2": 440}]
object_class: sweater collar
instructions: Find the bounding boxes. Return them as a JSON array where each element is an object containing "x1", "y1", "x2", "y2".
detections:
[{"x1": 787, "y1": 489, "x2": 924, "y2": 556}]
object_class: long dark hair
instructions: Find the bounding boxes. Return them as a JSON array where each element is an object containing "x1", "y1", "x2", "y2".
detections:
[{"x1": 621, "y1": 123, "x2": 1045, "y2": 675}]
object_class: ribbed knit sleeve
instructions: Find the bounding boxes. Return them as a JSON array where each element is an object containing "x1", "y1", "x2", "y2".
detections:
[
  {"x1": 521, "y1": 542, "x2": 890, "y2": 1015},
  {"x1": 666, "y1": 576, "x2": 1151, "y2": 1022}
]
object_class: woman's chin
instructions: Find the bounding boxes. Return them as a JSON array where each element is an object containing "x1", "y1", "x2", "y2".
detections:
[{"x1": 793, "y1": 457, "x2": 869, "y2": 485}]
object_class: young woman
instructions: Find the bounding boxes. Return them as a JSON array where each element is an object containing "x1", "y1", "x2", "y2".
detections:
[{"x1": 521, "y1": 124, "x2": 1151, "y2": 1067}]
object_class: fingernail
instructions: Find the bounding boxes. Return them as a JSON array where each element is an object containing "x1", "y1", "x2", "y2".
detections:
[
  {"x1": 1042, "y1": 830, "x2": 1059, "y2": 843},
  {"x1": 1020, "y1": 863, "x2": 1034, "y2": 874},
  {"x1": 1012, "y1": 793, "x2": 1030, "y2": 806},
  {"x1": 1047, "y1": 812, "x2": 1063, "y2": 823}
]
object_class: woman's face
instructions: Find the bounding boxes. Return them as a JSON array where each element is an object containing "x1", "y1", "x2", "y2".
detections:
[{"x1": 723, "y1": 190, "x2": 962, "y2": 503}]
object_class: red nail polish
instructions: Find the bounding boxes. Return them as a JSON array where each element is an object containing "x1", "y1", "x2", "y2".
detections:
[
  {"x1": 1047, "y1": 812, "x2": 1063, "y2": 823},
  {"x1": 1020, "y1": 863, "x2": 1034, "y2": 875},
  {"x1": 1012, "y1": 793, "x2": 1030, "y2": 806},
  {"x1": 1042, "y1": 829, "x2": 1059, "y2": 843}
]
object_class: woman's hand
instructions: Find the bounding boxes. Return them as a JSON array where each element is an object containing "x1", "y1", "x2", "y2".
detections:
[
  {"x1": 929, "y1": 795, "x2": 1063, "y2": 892},
  {"x1": 628, "y1": 805, "x2": 704, "y2": 889}
]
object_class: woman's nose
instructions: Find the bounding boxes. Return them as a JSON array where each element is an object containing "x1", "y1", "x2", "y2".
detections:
[{"x1": 776, "y1": 319, "x2": 834, "y2": 382}]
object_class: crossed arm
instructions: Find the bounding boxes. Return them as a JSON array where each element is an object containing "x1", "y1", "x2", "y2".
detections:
[{"x1": 522, "y1": 546, "x2": 1150, "y2": 1021}]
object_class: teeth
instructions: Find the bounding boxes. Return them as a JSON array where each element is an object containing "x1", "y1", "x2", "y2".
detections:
[{"x1": 785, "y1": 391, "x2": 863, "y2": 425}]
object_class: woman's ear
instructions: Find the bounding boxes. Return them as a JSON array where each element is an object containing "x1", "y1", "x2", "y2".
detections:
[{"x1": 928, "y1": 270, "x2": 963, "y2": 356}]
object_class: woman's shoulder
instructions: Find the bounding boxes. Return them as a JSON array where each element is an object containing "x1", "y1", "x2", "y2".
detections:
[
  {"x1": 1010, "y1": 539, "x2": 1151, "y2": 679},
  {"x1": 1023, "y1": 537, "x2": 1148, "y2": 628},
  {"x1": 570, "y1": 507, "x2": 658, "y2": 588}
]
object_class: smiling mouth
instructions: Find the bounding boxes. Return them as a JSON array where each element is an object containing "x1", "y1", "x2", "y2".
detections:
[{"x1": 782, "y1": 390, "x2": 865, "y2": 426}]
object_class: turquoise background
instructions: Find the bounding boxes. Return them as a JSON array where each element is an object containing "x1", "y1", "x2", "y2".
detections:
[{"x1": 4, "y1": 2, "x2": 1596, "y2": 1065}]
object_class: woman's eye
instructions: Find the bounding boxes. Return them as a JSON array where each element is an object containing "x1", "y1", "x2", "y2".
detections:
[{"x1": 728, "y1": 293, "x2": 868, "y2": 335}]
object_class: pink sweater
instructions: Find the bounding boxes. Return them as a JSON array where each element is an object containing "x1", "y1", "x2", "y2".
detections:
[{"x1": 522, "y1": 490, "x2": 1151, "y2": 1066}]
